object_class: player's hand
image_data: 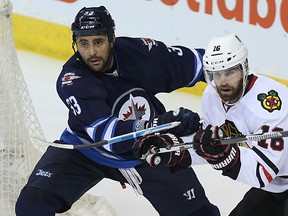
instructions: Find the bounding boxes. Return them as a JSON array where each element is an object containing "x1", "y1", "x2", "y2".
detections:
[
  {"x1": 193, "y1": 125, "x2": 239, "y2": 170},
  {"x1": 133, "y1": 133, "x2": 191, "y2": 167},
  {"x1": 147, "y1": 107, "x2": 200, "y2": 136}
]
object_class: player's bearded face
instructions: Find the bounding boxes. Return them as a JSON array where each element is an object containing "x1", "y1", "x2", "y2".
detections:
[
  {"x1": 76, "y1": 35, "x2": 114, "y2": 73},
  {"x1": 213, "y1": 65, "x2": 244, "y2": 104}
]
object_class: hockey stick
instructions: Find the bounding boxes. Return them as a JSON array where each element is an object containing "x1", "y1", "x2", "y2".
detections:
[
  {"x1": 157, "y1": 130, "x2": 288, "y2": 153},
  {"x1": 44, "y1": 121, "x2": 180, "y2": 150}
]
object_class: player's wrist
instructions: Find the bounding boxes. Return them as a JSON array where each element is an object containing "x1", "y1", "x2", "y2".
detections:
[{"x1": 209, "y1": 146, "x2": 240, "y2": 171}]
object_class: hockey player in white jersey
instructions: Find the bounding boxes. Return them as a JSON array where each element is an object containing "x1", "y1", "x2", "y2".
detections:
[
  {"x1": 133, "y1": 33, "x2": 288, "y2": 216},
  {"x1": 192, "y1": 33, "x2": 288, "y2": 216}
]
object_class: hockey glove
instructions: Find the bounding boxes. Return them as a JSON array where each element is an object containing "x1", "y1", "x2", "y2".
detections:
[
  {"x1": 133, "y1": 133, "x2": 191, "y2": 167},
  {"x1": 146, "y1": 107, "x2": 200, "y2": 136},
  {"x1": 193, "y1": 125, "x2": 239, "y2": 171}
]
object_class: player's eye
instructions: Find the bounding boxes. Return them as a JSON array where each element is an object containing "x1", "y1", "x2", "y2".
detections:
[
  {"x1": 80, "y1": 42, "x2": 88, "y2": 48},
  {"x1": 94, "y1": 40, "x2": 104, "y2": 46},
  {"x1": 213, "y1": 72, "x2": 221, "y2": 78}
]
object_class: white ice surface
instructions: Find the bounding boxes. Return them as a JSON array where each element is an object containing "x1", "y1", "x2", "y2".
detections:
[{"x1": 17, "y1": 50, "x2": 249, "y2": 216}]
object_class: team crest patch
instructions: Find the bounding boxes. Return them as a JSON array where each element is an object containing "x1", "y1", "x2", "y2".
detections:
[
  {"x1": 119, "y1": 94, "x2": 150, "y2": 121},
  {"x1": 61, "y1": 72, "x2": 81, "y2": 86},
  {"x1": 141, "y1": 38, "x2": 157, "y2": 51},
  {"x1": 257, "y1": 90, "x2": 282, "y2": 112}
]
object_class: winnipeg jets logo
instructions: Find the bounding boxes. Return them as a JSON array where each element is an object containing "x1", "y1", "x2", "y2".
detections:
[
  {"x1": 141, "y1": 38, "x2": 157, "y2": 51},
  {"x1": 61, "y1": 72, "x2": 81, "y2": 86},
  {"x1": 123, "y1": 100, "x2": 146, "y2": 120},
  {"x1": 36, "y1": 169, "x2": 53, "y2": 178},
  {"x1": 119, "y1": 94, "x2": 150, "y2": 121}
]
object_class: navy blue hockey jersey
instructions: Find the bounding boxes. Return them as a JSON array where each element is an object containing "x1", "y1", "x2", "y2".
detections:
[{"x1": 56, "y1": 37, "x2": 204, "y2": 168}]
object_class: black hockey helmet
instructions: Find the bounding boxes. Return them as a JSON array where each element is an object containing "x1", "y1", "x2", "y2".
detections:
[{"x1": 71, "y1": 6, "x2": 115, "y2": 42}]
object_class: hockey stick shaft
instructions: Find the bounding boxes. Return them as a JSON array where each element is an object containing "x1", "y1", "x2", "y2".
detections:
[
  {"x1": 48, "y1": 121, "x2": 181, "y2": 150},
  {"x1": 157, "y1": 130, "x2": 288, "y2": 153}
]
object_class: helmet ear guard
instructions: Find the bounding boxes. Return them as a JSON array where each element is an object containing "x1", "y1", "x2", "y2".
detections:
[{"x1": 71, "y1": 6, "x2": 115, "y2": 43}]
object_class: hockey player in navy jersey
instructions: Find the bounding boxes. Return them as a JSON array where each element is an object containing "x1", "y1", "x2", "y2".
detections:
[
  {"x1": 15, "y1": 6, "x2": 220, "y2": 216},
  {"x1": 134, "y1": 33, "x2": 288, "y2": 216}
]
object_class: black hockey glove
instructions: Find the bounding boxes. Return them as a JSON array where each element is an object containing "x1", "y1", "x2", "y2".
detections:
[
  {"x1": 133, "y1": 133, "x2": 191, "y2": 168},
  {"x1": 146, "y1": 107, "x2": 200, "y2": 136},
  {"x1": 193, "y1": 125, "x2": 240, "y2": 171}
]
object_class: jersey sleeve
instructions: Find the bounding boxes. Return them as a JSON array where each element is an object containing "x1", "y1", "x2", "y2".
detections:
[
  {"x1": 226, "y1": 144, "x2": 283, "y2": 188},
  {"x1": 115, "y1": 37, "x2": 205, "y2": 94}
]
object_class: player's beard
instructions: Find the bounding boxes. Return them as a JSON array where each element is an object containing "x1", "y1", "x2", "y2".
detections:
[
  {"x1": 87, "y1": 45, "x2": 114, "y2": 73},
  {"x1": 216, "y1": 81, "x2": 244, "y2": 104}
]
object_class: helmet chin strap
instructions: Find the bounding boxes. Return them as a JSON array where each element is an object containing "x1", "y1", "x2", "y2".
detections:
[{"x1": 72, "y1": 41, "x2": 76, "y2": 53}]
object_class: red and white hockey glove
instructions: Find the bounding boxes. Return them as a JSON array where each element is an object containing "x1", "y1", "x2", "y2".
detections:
[
  {"x1": 133, "y1": 133, "x2": 191, "y2": 167},
  {"x1": 193, "y1": 125, "x2": 240, "y2": 171}
]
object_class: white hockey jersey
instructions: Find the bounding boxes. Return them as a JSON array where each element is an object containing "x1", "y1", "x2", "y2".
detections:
[{"x1": 198, "y1": 74, "x2": 288, "y2": 193}]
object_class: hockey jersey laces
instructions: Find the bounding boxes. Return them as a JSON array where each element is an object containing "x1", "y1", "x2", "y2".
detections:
[{"x1": 118, "y1": 167, "x2": 143, "y2": 195}]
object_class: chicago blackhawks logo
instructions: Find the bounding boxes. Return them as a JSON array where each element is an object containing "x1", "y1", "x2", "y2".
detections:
[
  {"x1": 257, "y1": 90, "x2": 282, "y2": 113},
  {"x1": 219, "y1": 120, "x2": 242, "y2": 138},
  {"x1": 219, "y1": 120, "x2": 249, "y2": 148}
]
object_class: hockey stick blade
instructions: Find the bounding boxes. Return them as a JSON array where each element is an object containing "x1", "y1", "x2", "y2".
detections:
[
  {"x1": 46, "y1": 121, "x2": 181, "y2": 150},
  {"x1": 157, "y1": 130, "x2": 288, "y2": 153}
]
